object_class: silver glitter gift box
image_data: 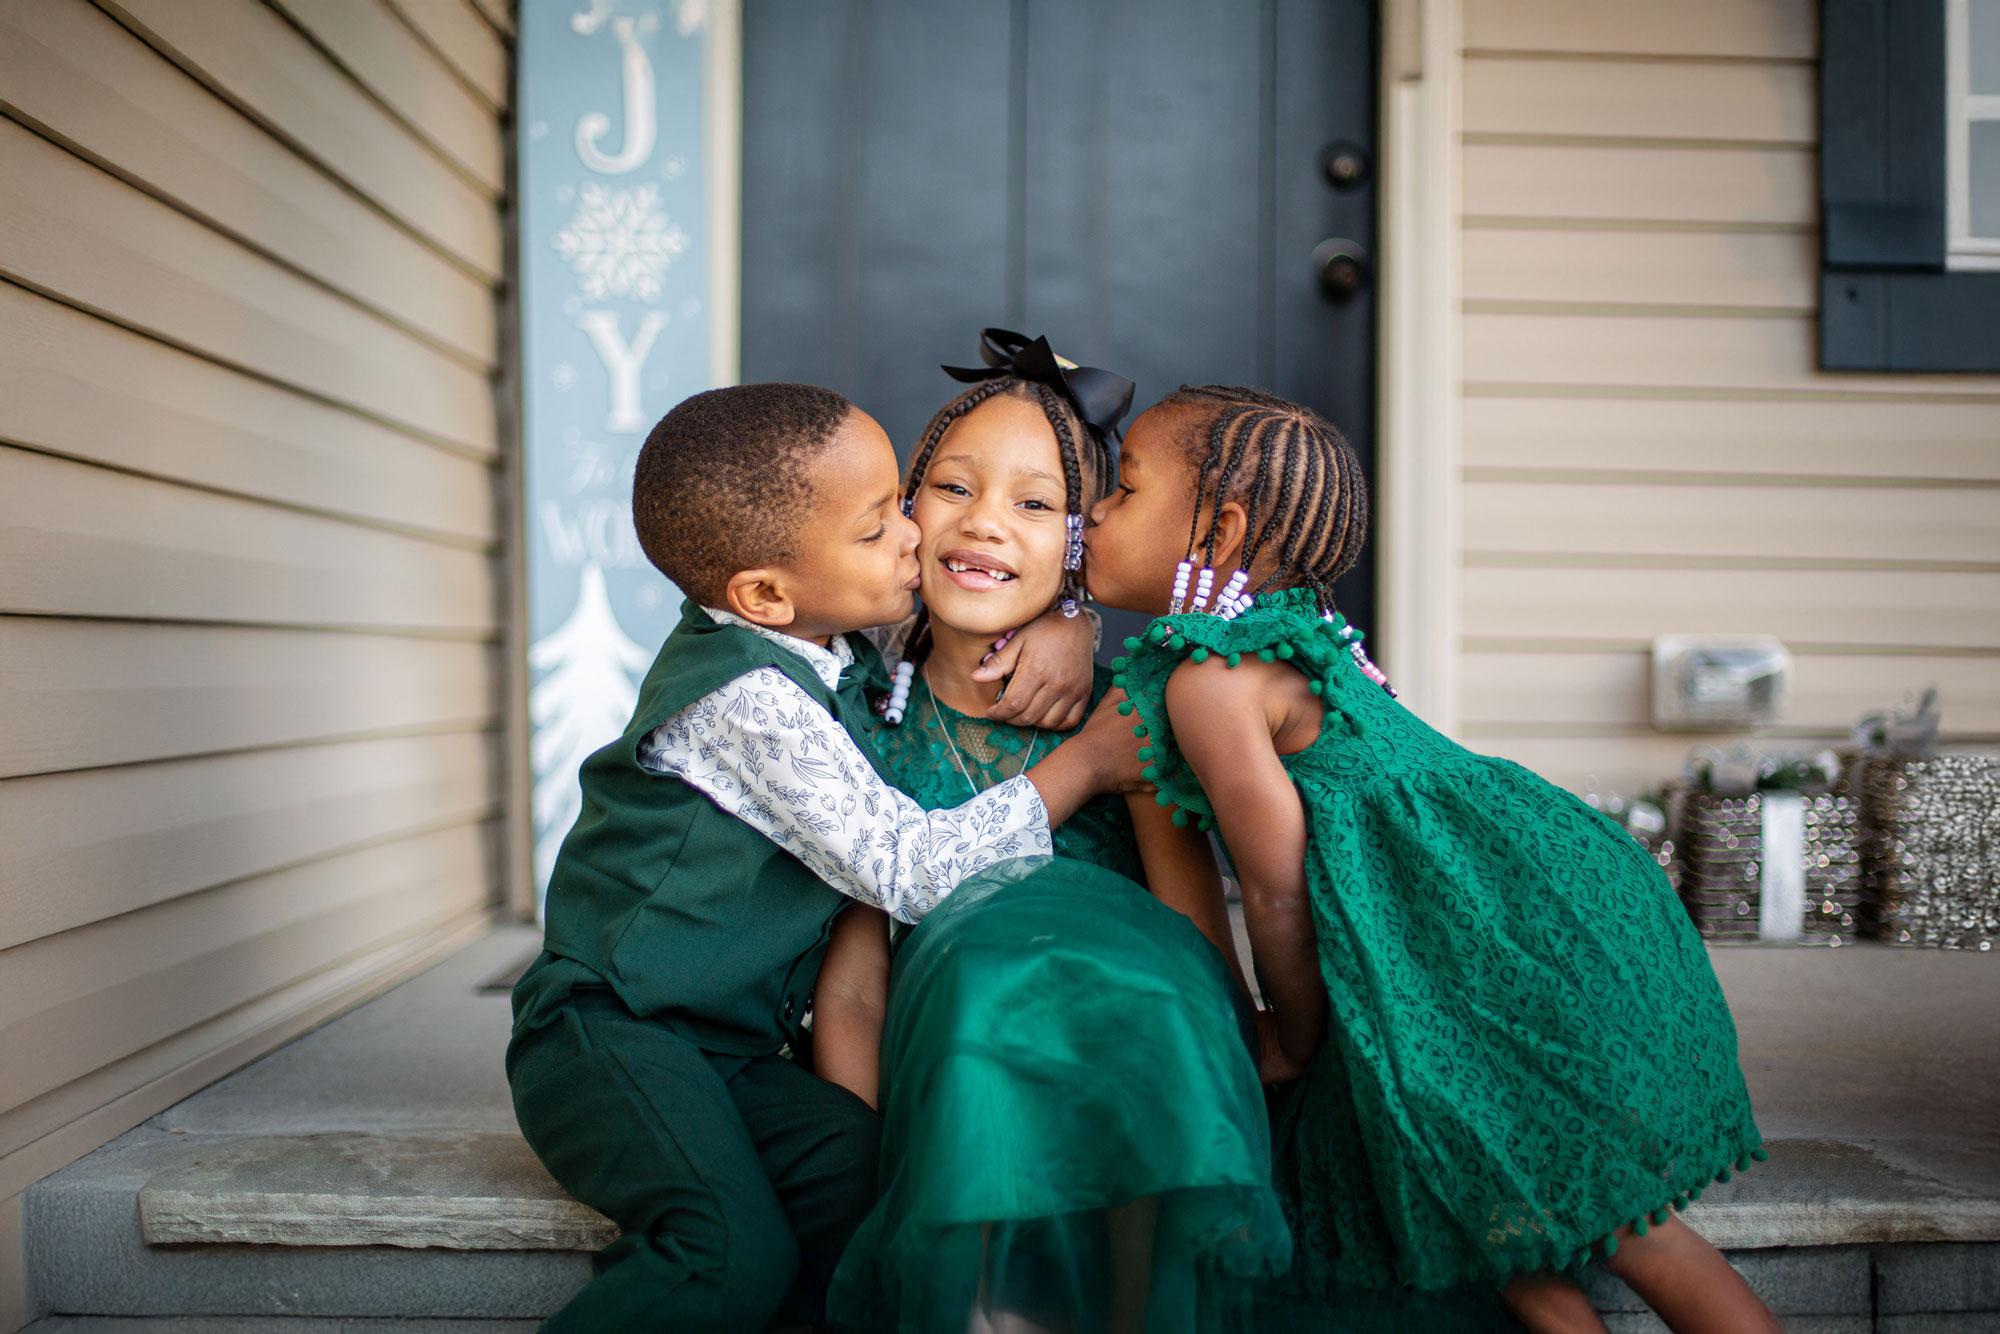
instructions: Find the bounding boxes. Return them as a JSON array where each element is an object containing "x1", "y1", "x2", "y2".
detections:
[
  {"x1": 1669, "y1": 779, "x2": 1865, "y2": 946},
  {"x1": 1859, "y1": 753, "x2": 2000, "y2": 950}
]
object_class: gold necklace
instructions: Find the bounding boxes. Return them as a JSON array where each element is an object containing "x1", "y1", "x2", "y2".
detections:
[{"x1": 923, "y1": 663, "x2": 1041, "y2": 798}]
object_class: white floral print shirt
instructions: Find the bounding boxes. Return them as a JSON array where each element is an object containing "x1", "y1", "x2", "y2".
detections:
[{"x1": 636, "y1": 609, "x2": 1052, "y2": 923}]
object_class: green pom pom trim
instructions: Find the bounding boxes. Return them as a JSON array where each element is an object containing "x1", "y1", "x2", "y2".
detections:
[
  {"x1": 1602, "y1": 1235, "x2": 1618, "y2": 1257},
  {"x1": 1225, "y1": 652, "x2": 1241, "y2": 667},
  {"x1": 1633, "y1": 1217, "x2": 1649, "y2": 1237},
  {"x1": 1308, "y1": 680, "x2": 1324, "y2": 696},
  {"x1": 1276, "y1": 643, "x2": 1294, "y2": 659},
  {"x1": 1137, "y1": 746, "x2": 1154, "y2": 760},
  {"x1": 1111, "y1": 657, "x2": 1129, "y2": 672},
  {"x1": 1124, "y1": 636, "x2": 1143, "y2": 651},
  {"x1": 1258, "y1": 648, "x2": 1276, "y2": 663},
  {"x1": 1132, "y1": 724, "x2": 1148, "y2": 738},
  {"x1": 1155, "y1": 791, "x2": 1172, "y2": 808},
  {"x1": 1198, "y1": 816, "x2": 1214, "y2": 831},
  {"x1": 1190, "y1": 647, "x2": 1209, "y2": 663},
  {"x1": 1689, "y1": 1185, "x2": 1704, "y2": 1202},
  {"x1": 1171, "y1": 809, "x2": 1190, "y2": 827},
  {"x1": 1142, "y1": 766, "x2": 1159, "y2": 781},
  {"x1": 1750, "y1": 1147, "x2": 1769, "y2": 1162},
  {"x1": 1147, "y1": 624, "x2": 1170, "y2": 644},
  {"x1": 1650, "y1": 1208, "x2": 1669, "y2": 1226},
  {"x1": 1715, "y1": 1167, "x2": 1732, "y2": 1183},
  {"x1": 1112, "y1": 674, "x2": 1127, "y2": 689},
  {"x1": 1117, "y1": 700, "x2": 1134, "y2": 715}
]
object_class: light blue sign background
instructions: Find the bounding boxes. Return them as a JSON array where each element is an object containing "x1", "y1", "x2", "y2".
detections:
[{"x1": 520, "y1": 0, "x2": 713, "y2": 906}]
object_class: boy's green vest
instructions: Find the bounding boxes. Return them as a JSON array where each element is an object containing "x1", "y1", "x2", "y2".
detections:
[{"x1": 540, "y1": 602, "x2": 893, "y2": 1056}]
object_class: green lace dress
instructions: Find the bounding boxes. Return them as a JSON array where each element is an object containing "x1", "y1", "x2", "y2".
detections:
[
  {"x1": 1116, "y1": 589, "x2": 1764, "y2": 1297},
  {"x1": 826, "y1": 666, "x2": 1291, "y2": 1333}
]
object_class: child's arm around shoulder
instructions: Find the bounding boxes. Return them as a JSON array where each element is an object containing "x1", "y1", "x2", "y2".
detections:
[
  {"x1": 974, "y1": 606, "x2": 1100, "y2": 731},
  {"x1": 813, "y1": 903, "x2": 892, "y2": 1109},
  {"x1": 1164, "y1": 656, "x2": 1327, "y2": 1080}
]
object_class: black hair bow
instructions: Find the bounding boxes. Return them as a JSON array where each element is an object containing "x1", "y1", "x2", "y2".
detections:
[{"x1": 942, "y1": 328, "x2": 1136, "y2": 443}]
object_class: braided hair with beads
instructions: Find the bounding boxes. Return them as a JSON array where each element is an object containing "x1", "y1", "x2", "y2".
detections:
[
  {"x1": 1164, "y1": 384, "x2": 1369, "y2": 620},
  {"x1": 895, "y1": 376, "x2": 1114, "y2": 669}
]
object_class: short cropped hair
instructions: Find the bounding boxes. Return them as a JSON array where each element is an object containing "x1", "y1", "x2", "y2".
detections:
[{"x1": 632, "y1": 383, "x2": 854, "y2": 605}]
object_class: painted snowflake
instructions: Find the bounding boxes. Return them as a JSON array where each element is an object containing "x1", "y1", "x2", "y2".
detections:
[{"x1": 552, "y1": 184, "x2": 690, "y2": 303}]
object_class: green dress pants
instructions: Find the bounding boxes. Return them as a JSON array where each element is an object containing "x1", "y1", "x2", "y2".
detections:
[{"x1": 508, "y1": 958, "x2": 880, "y2": 1332}]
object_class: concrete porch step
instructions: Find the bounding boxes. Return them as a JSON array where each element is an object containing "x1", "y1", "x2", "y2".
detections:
[
  {"x1": 22, "y1": 931, "x2": 593, "y2": 1323},
  {"x1": 21, "y1": 927, "x2": 2000, "y2": 1328}
]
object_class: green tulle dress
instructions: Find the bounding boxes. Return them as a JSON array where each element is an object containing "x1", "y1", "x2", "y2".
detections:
[
  {"x1": 1115, "y1": 589, "x2": 1764, "y2": 1298},
  {"x1": 826, "y1": 666, "x2": 1291, "y2": 1333}
]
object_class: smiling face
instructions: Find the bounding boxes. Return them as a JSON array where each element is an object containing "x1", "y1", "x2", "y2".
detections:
[
  {"x1": 909, "y1": 394, "x2": 1072, "y2": 638},
  {"x1": 1083, "y1": 403, "x2": 1203, "y2": 616}
]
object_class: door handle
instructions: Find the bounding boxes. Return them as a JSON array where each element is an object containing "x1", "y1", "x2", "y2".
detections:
[{"x1": 1311, "y1": 238, "x2": 1370, "y2": 301}]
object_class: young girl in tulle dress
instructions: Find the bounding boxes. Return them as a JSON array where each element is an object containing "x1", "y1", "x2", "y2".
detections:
[{"x1": 817, "y1": 339, "x2": 1290, "y2": 1334}]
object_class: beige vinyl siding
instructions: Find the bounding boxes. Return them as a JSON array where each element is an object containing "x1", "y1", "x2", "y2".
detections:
[
  {"x1": 1456, "y1": 0, "x2": 2000, "y2": 795},
  {"x1": 0, "y1": 0, "x2": 511, "y2": 1203}
]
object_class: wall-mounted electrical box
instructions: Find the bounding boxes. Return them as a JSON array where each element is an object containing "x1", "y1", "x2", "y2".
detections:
[{"x1": 1651, "y1": 634, "x2": 1791, "y2": 732}]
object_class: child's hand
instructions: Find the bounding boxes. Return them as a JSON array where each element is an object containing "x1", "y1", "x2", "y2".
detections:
[
  {"x1": 1254, "y1": 1010, "x2": 1307, "y2": 1085},
  {"x1": 1072, "y1": 688, "x2": 1151, "y2": 793},
  {"x1": 974, "y1": 608, "x2": 1096, "y2": 731}
]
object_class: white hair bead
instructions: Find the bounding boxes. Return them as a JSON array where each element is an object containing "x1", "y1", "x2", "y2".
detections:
[
  {"x1": 883, "y1": 660, "x2": 915, "y2": 725},
  {"x1": 1168, "y1": 559, "x2": 1193, "y2": 615},
  {"x1": 1215, "y1": 569, "x2": 1251, "y2": 620},
  {"x1": 1189, "y1": 567, "x2": 1215, "y2": 613}
]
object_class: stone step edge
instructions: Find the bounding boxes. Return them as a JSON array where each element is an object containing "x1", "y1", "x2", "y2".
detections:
[
  {"x1": 131, "y1": 1131, "x2": 2000, "y2": 1255},
  {"x1": 135, "y1": 1131, "x2": 617, "y2": 1252},
  {"x1": 139, "y1": 1188, "x2": 617, "y2": 1251},
  {"x1": 139, "y1": 1191, "x2": 2000, "y2": 1255},
  {"x1": 1688, "y1": 1198, "x2": 2000, "y2": 1251}
]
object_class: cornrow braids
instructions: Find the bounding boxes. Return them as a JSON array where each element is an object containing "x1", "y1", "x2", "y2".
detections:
[
  {"x1": 1162, "y1": 384, "x2": 1369, "y2": 616},
  {"x1": 897, "y1": 376, "x2": 1114, "y2": 664}
]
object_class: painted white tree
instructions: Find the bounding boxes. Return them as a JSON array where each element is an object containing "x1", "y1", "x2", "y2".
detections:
[{"x1": 529, "y1": 562, "x2": 652, "y2": 916}]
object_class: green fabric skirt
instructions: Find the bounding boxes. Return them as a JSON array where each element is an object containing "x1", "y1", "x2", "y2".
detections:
[{"x1": 827, "y1": 857, "x2": 1291, "y2": 1333}]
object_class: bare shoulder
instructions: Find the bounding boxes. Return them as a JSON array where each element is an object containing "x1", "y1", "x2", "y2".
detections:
[
  {"x1": 1165, "y1": 652, "x2": 1321, "y2": 755},
  {"x1": 1165, "y1": 652, "x2": 1315, "y2": 711},
  {"x1": 1163, "y1": 652, "x2": 1262, "y2": 711}
]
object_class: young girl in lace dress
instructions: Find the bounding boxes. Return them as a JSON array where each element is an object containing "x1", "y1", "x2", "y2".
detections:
[{"x1": 1086, "y1": 386, "x2": 1779, "y2": 1334}]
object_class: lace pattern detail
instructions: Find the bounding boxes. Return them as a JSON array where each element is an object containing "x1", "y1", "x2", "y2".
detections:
[
  {"x1": 1116, "y1": 588, "x2": 1764, "y2": 1291},
  {"x1": 870, "y1": 665, "x2": 1145, "y2": 884}
]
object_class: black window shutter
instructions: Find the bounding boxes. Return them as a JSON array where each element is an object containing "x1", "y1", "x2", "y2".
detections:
[{"x1": 1820, "y1": 0, "x2": 2000, "y2": 370}]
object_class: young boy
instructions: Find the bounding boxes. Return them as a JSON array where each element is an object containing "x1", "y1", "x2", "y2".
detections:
[{"x1": 508, "y1": 383, "x2": 1142, "y2": 1332}]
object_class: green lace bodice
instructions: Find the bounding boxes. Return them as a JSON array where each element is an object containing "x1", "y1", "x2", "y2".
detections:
[
  {"x1": 870, "y1": 663, "x2": 1145, "y2": 886},
  {"x1": 1116, "y1": 588, "x2": 1763, "y2": 1293}
]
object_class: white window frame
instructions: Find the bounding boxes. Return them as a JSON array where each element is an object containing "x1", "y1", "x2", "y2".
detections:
[{"x1": 1947, "y1": 0, "x2": 2000, "y2": 269}]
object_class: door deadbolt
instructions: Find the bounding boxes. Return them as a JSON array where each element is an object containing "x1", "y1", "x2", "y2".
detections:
[{"x1": 1319, "y1": 141, "x2": 1370, "y2": 190}]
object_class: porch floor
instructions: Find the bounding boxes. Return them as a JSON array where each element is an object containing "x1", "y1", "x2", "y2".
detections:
[{"x1": 20, "y1": 924, "x2": 2000, "y2": 1328}]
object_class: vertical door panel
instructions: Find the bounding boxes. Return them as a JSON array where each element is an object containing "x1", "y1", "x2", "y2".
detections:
[
  {"x1": 1275, "y1": 0, "x2": 1377, "y2": 632},
  {"x1": 743, "y1": 0, "x2": 1377, "y2": 640}
]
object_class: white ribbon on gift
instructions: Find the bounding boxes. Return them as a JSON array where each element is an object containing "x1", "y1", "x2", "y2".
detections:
[{"x1": 1758, "y1": 792, "x2": 1806, "y2": 941}]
